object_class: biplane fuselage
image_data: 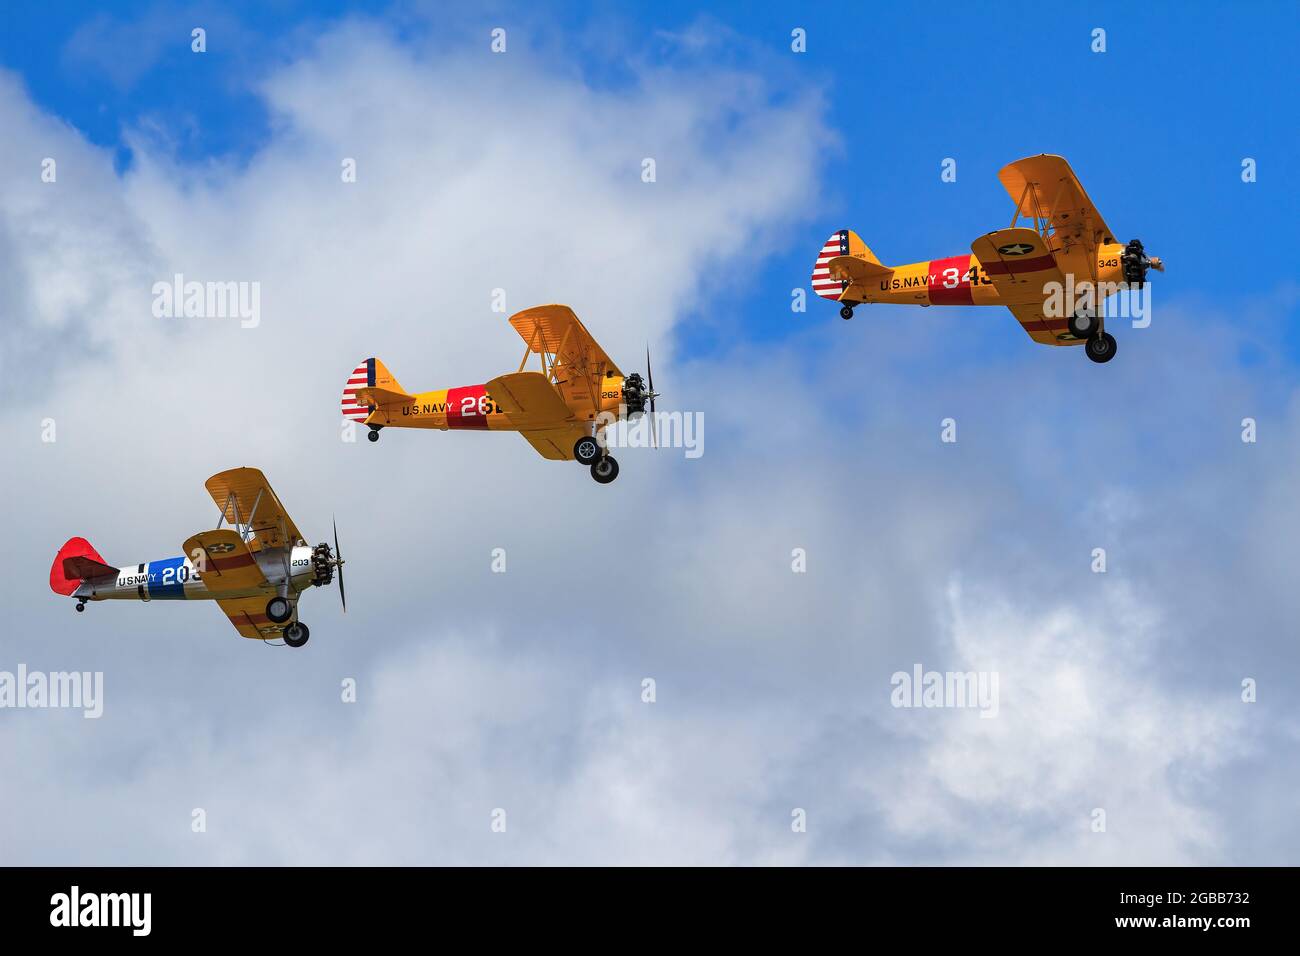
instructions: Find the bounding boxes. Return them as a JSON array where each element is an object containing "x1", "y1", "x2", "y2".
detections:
[
  {"x1": 66, "y1": 546, "x2": 315, "y2": 603},
  {"x1": 361, "y1": 377, "x2": 628, "y2": 432},
  {"x1": 858, "y1": 244, "x2": 1128, "y2": 308}
]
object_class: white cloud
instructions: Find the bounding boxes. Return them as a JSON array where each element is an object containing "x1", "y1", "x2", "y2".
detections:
[{"x1": 0, "y1": 20, "x2": 1293, "y2": 866}]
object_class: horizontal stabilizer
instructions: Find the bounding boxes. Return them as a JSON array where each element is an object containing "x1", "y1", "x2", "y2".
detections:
[
  {"x1": 827, "y1": 255, "x2": 893, "y2": 283},
  {"x1": 50, "y1": 537, "x2": 114, "y2": 595},
  {"x1": 62, "y1": 555, "x2": 119, "y2": 581},
  {"x1": 353, "y1": 384, "x2": 414, "y2": 408}
]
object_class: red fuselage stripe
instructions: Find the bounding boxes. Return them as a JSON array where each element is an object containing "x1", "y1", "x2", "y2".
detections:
[{"x1": 927, "y1": 255, "x2": 973, "y2": 306}]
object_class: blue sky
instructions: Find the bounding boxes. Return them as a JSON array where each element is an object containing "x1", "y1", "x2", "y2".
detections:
[
  {"x1": 2, "y1": 2, "x2": 1299, "y2": 866},
  {"x1": 4, "y1": 0, "x2": 1294, "y2": 354}
]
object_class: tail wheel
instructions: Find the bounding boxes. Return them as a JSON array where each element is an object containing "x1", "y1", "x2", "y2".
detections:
[
  {"x1": 266, "y1": 596, "x2": 293, "y2": 624},
  {"x1": 1085, "y1": 332, "x2": 1118, "y2": 364},
  {"x1": 840, "y1": 305, "x2": 854, "y2": 320},
  {"x1": 283, "y1": 622, "x2": 310, "y2": 648},
  {"x1": 573, "y1": 436, "x2": 600, "y2": 465},
  {"x1": 590, "y1": 455, "x2": 620, "y2": 484},
  {"x1": 1068, "y1": 311, "x2": 1098, "y2": 339}
]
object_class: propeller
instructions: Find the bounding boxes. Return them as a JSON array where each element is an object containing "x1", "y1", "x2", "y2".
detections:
[
  {"x1": 333, "y1": 516, "x2": 347, "y2": 613},
  {"x1": 645, "y1": 345, "x2": 660, "y2": 448},
  {"x1": 644, "y1": 345, "x2": 655, "y2": 447}
]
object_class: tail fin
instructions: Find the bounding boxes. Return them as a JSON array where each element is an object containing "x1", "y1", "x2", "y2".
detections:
[
  {"x1": 341, "y1": 358, "x2": 409, "y2": 422},
  {"x1": 50, "y1": 537, "x2": 117, "y2": 595},
  {"x1": 811, "y1": 229, "x2": 885, "y2": 301}
]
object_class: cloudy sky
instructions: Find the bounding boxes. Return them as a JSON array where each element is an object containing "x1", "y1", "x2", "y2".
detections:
[{"x1": 1, "y1": 1, "x2": 1297, "y2": 865}]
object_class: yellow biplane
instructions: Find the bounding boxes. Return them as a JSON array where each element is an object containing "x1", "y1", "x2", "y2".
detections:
[
  {"x1": 50, "y1": 467, "x2": 345, "y2": 648},
  {"x1": 341, "y1": 305, "x2": 657, "y2": 483},
  {"x1": 811, "y1": 154, "x2": 1163, "y2": 363}
]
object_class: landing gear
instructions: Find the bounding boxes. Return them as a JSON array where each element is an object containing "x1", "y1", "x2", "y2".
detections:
[
  {"x1": 265, "y1": 595, "x2": 293, "y2": 624},
  {"x1": 283, "y1": 621, "x2": 310, "y2": 648},
  {"x1": 367, "y1": 427, "x2": 381, "y2": 443},
  {"x1": 1085, "y1": 331, "x2": 1118, "y2": 364},
  {"x1": 75, "y1": 600, "x2": 86, "y2": 613},
  {"x1": 840, "y1": 305, "x2": 855, "y2": 321},
  {"x1": 573, "y1": 435, "x2": 600, "y2": 465},
  {"x1": 1068, "y1": 310, "x2": 1098, "y2": 339},
  {"x1": 590, "y1": 455, "x2": 619, "y2": 484}
]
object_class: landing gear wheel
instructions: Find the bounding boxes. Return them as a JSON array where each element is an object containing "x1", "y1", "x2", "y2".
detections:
[
  {"x1": 1068, "y1": 311, "x2": 1098, "y2": 339},
  {"x1": 840, "y1": 305, "x2": 854, "y2": 321},
  {"x1": 367, "y1": 428, "x2": 380, "y2": 443},
  {"x1": 266, "y1": 596, "x2": 293, "y2": 624},
  {"x1": 75, "y1": 601, "x2": 86, "y2": 613},
  {"x1": 590, "y1": 455, "x2": 620, "y2": 484},
  {"x1": 1085, "y1": 331, "x2": 1118, "y2": 364},
  {"x1": 573, "y1": 436, "x2": 600, "y2": 465},
  {"x1": 283, "y1": 622, "x2": 310, "y2": 648}
]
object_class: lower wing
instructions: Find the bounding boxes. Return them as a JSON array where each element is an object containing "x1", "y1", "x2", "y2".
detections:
[
  {"x1": 1006, "y1": 304, "x2": 1074, "y2": 346},
  {"x1": 519, "y1": 423, "x2": 591, "y2": 461},
  {"x1": 216, "y1": 595, "x2": 284, "y2": 640}
]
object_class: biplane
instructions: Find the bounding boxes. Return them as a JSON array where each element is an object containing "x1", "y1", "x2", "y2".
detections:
[
  {"x1": 341, "y1": 304, "x2": 658, "y2": 483},
  {"x1": 811, "y1": 154, "x2": 1163, "y2": 363},
  {"x1": 48, "y1": 467, "x2": 344, "y2": 648}
]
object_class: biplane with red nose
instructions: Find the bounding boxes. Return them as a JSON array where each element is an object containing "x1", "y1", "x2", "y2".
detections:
[
  {"x1": 49, "y1": 468, "x2": 345, "y2": 648},
  {"x1": 341, "y1": 304, "x2": 658, "y2": 484},
  {"x1": 811, "y1": 154, "x2": 1163, "y2": 363}
]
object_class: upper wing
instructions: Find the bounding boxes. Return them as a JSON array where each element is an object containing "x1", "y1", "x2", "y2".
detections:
[
  {"x1": 508, "y1": 304, "x2": 623, "y2": 412},
  {"x1": 508, "y1": 304, "x2": 622, "y2": 376},
  {"x1": 998, "y1": 155, "x2": 1115, "y2": 277},
  {"x1": 485, "y1": 372, "x2": 576, "y2": 429},
  {"x1": 204, "y1": 467, "x2": 303, "y2": 550},
  {"x1": 215, "y1": 595, "x2": 285, "y2": 640},
  {"x1": 519, "y1": 424, "x2": 591, "y2": 461},
  {"x1": 1005, "y1": 304, "x2": 1072, "y2": 346},
  {"x1": 183, "y1": 529, "x2": 269, "y2": 590}
]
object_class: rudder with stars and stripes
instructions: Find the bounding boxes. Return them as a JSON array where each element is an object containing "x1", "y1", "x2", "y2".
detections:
[
  {"x1": 341, "y1": 359, "x2": 376, "y2": 422},
  {"x1": 810, "y1": 229, "x2": 884, "y2": 301}
]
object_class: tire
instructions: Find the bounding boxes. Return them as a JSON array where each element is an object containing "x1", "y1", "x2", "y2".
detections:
[
  {"x1": 266, "y1": 596, "x2": 293, "y2": 624},
  {"x1": 366, "y1": 429, "x2": 380, "y2": 443},
  {"x1": 1085, "y1": 332, "x2": 1117, "y2": 364},
  {"x1": 840, "y1": 305, "x2": 854, "y2": 320},
  {"x1": 590, "y1": 455, "x2": 620, "y2": 484},
  {"x1": 1068, "y1": 311, "x2": 1097, "y2": 339},
  {"x1": 284, "y1": 622, "x2": 310, "y2": 648},
  {"x1": 573, "y1": 436, "x2": 600, "y2": 465}
]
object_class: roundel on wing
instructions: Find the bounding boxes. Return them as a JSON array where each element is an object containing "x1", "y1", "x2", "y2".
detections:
[{"x1": 998, "y1": 241, "x2": 1036, "y2": 256}]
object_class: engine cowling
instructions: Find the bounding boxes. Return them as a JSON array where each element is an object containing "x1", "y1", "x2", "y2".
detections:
[
  {"x1": 311, "y1": 543, "x2": 334, "y2": 587},
  {"x1": 621, "y1": 372, "x2": 648, "y2": 417},
  {"x1": 1121, "y1": 238, "x2": 1152, "y2": 287}
]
